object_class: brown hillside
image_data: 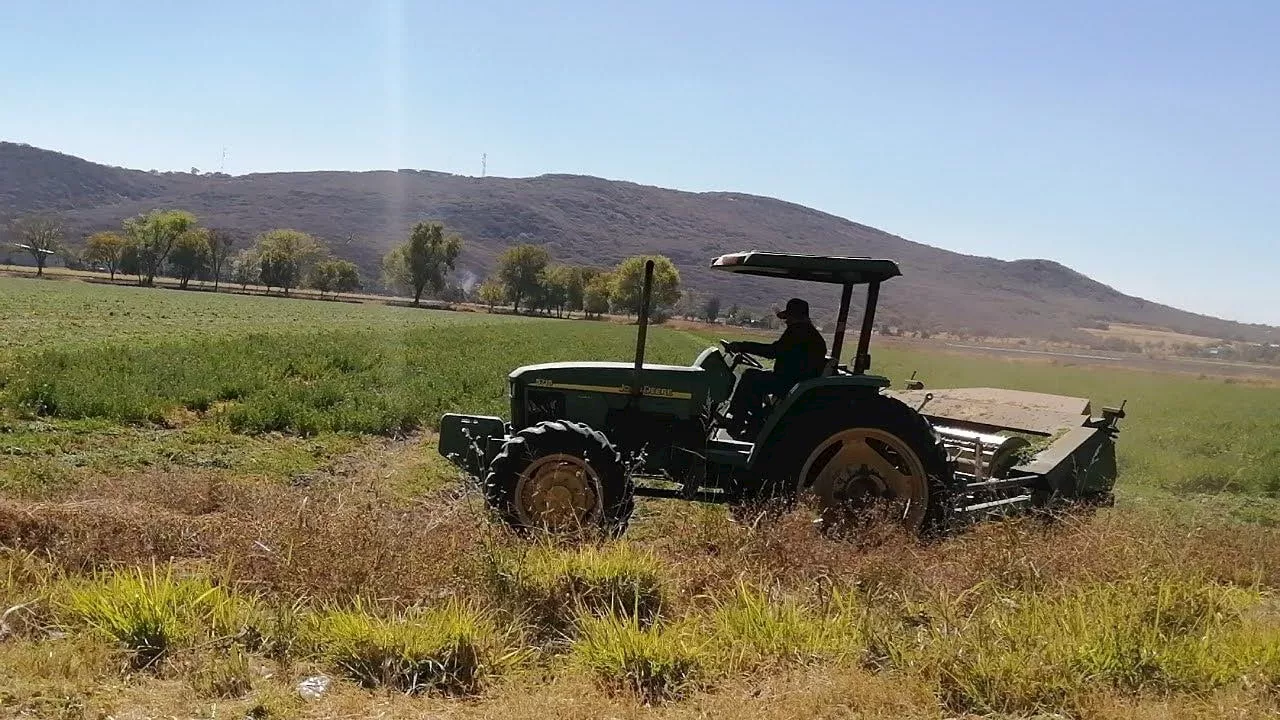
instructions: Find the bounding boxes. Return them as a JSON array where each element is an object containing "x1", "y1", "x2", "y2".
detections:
[{"x1": 2, "y1": 141, "x2": 1274, "y2": 342}]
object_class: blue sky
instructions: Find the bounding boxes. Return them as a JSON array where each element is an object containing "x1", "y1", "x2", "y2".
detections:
[{"x1": 2, "y1": 0, "x2": 1277, "y2": 324}]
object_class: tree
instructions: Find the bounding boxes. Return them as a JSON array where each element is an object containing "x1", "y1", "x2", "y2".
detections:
[
  {"x1": 60, "y1": 246, "x2": 88, "y2": 271},
  {"x1": 702, "y1": 295, "x2": 722, "y2": 323},
  {"x1": 205, "y1": 228, "x2": 237, "y2": 291},
  {"x1": 9, "y1": 216, "x2": 62, "y2": 277},
  {"x1": 85, "y1": 231, "x2": 133, "y2": 280},
  {"x1": 381, "y1": 221, "x2": 463, "y2": 305},
  {"x1": 542, "y1": 264, "x2": 575, "y2": 318},
  {"x1": 332, "y1": 261, "x2": 361, "y2": 294},
  {"x1": 477, "y1": 279, "x2": 505, "y2": 312},
  {"x1": 496, "y1": 244, "x2": 551, "y2": 313},
  {"x1": 230, "y1": 248, "x2": 257, "y2": 290},
  {"x1": 254, "y1": 229, "x2": 325, "y2": 295},
  {"x1": 122, "y1": 209, "x2": 197, "y2": 286},
  {"x1": 565, "y1": 266, "x2": 600, "y2": 315},
  {"x1": 308, "y1": 259, "x2": 361, "y2": 297},
  {"x1": 583, "y1": 272, "x2": 614, "y2": 319},
  {"x1": 169, "y1": 227, "x2": 211, "y2": 289},
  {"x1": 610, "y1": 255, "x2": 682, "y2": 317}
]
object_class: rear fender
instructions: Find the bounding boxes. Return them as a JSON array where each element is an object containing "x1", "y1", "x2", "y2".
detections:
[
  {"x1": 746, "y1": 375, "x2": 891, "y2": 468},
  {"x1": 438, "y1": 414, "x2": 508, "y2": 477}
]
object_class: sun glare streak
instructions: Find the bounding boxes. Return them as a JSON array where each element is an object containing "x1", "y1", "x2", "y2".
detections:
[{"x1": 382, "y1": 0, "x2": 407, "y2": 245}]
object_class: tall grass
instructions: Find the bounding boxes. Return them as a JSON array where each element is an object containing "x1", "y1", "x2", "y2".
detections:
[
  {"x1": 487, "y1": 542, "x2": 668, "y2": 634},
  {"x1": 708, "y1": 585, "x2": 862, "y2": 671},
  {"x1": 572, "y1": 614, "x2": 706, "y2": 703},
  {"x1": 301, "y1": 599, "x2": 515, "y2": 695},
  {"x1": 56, "y1": 567, "x2": 258, "y2": 668},
  {"x1": 882, "y1": 576, "x2": 1279, "y2": 715}
]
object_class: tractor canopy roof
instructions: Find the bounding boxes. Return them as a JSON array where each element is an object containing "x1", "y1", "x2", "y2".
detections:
[{"x1": 710, "y1": 251, "x2": 901, "y2": 285}]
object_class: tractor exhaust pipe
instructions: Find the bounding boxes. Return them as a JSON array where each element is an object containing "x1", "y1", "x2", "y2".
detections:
[{"x1": 633, "y1": 259, "x2": 655, "y2": 395}]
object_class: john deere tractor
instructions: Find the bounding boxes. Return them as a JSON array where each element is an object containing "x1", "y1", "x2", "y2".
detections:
[{"x1": 439, "y1": 252, "x2": 1125, "y2": 536}]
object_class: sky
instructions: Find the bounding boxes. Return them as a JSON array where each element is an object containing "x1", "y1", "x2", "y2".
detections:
[{"x1": 1, "y1": 0, "x2": 1277, "y2": 324}]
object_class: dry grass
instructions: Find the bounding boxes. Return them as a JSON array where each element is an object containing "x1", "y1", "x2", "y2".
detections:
[{"x1": 6, "y1": 472, "x2": 1278, "y2": 717}]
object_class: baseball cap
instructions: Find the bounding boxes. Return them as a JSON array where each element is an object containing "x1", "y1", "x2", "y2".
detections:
[{"x1": 776, "y1": 298, "x2": 810, "y2": 320}]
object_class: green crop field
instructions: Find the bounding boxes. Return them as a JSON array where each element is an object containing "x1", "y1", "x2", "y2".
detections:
[{"x1": 3, "y1": 275, "x2": 1280, "y2": 719}]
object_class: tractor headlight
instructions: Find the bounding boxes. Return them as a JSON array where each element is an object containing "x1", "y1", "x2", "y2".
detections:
[{"x1": 508, "y1": 380, "x2": 515, "y2": 399}]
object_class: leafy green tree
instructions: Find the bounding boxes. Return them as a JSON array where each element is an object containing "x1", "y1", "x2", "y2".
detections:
[
  {"x1": 332, "y1": 261, "x2": 360, "y2": 293},
  {"x1": 254, "y1": 229, "x2": 325, "y2": 295},
  {"x1": 542, "y1": 264, "x2": 576, "y2": 318},
  {"x1": 308, "y1": 259, "x2": 361, "y2": 296},
  {"x1": 583, "y1": 272, "x2": 614, "y2": 319},
  {"x1": 477, "y1": 279, "x2": 505, "y2": 311},
  {"x1": 169, "y1": 228, "x2": 211, "y2": 289},
  {"x1": 610, "y1": 255, "x2": 682, "y2": 317},
  {"x1": 703, "y1": 295, "x2": 722, "y2": 323},
  {"x1": 566, "y1": 266, "x2": 599, "y2": 315},
  {"x1": 230, "y1": 248, "x2": 257, "y2": 290},
  {"x1": 9, "y1": 215, "x2": 62, "y2": 277},
  {"x1": 382, "y1": 222, "x2": 463, "y2": 305},
  {"x1": 496, "y1": 244, "x2": 551, "y2": 313},
  {"x1": 122, "y1": 209, "x2": 197, "y2": 286},
  {"x1": 205, "y1": 228, "x2": 237, "y2": 291},
  {"x1": 84, "y1": 231, "x2": 133, "y2": 280}
]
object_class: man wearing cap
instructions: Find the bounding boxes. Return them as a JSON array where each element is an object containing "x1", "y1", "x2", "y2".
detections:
[{"x1": 722, "y1": 298, "x2": 828, "y2": 435}]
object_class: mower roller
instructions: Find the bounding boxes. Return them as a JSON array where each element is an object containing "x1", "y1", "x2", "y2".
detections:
[{"x1": 439, "y1": 251, "x2": 1124, "y2": 537}]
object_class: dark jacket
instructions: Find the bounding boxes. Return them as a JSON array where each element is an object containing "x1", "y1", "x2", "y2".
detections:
[{"x1": 737, "y1": 320, "x2": 828, "y2": 387}]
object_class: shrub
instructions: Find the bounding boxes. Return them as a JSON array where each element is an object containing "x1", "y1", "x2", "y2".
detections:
[
  {"x1": 708, "y1": 585, "x2": 862, "y2": 671},
  {"x1": 301, "y1": 600, "x2": 510, "y2": 695},
  {"x1": 189, "y1": 645, "x2": 254, "y2": 698},
  {"x1": 57, "y1": 567, "x2": 257, "y2": 669},
  {"x1": 488, "y1": 542, "x2": 667, "y2": 634},
  {"x1": 572, "y1": 614, "x2": 705, "y2": 703},
  {"x1": 891, "y1": 576, "x2": 1272, "y2": 715}
]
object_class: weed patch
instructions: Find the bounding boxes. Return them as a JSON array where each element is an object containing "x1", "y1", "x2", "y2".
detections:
[
  {"x1": 488, "y1": 542, "x2": 667, "y2": 634},
  {"x1": 56, "y1": 567, "x2": 259, "y2": 669},
  {"x1": 708, "y1": 585, "x2": 862, "y2": 671},
  {"x1": 573, "y1": 614, "x2": 706, "y2": 703},
  {"x1": 301, "y1": 600, "x2": 514, "y2": 695}
]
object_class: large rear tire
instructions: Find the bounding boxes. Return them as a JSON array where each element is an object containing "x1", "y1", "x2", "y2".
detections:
[
  {"x1": 757, "y1": 394, "x2": 955, "y2": 536},
  {"x1": 483, "y1": 420, "x2": 634, "y2": 536}
]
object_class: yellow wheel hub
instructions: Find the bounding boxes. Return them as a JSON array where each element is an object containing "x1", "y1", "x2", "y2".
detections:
[{"x1": 516, "y1": 453, "x2": 601, "y2": 532}]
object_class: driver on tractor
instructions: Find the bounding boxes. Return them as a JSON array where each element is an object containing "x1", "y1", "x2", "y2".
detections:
[{"x1": 723, "y1": 298, "x2": 828, "y2": 435}]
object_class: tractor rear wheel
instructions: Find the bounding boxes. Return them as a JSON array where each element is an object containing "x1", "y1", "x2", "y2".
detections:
[
  {"x1": 483, "y1": 420, "x2": 634, "y2": 536},
  {"x1": 762, "y1": 394, "x2": 955, "y2": 536}
]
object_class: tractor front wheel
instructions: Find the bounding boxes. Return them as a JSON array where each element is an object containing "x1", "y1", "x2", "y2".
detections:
[{"x1": 483, "y1": 421, "x2": 634, "y2": 537}]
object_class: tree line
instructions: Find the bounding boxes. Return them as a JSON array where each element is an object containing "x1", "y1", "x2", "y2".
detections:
[
  {"x1": 471, "y1": 244, "x2": 698, "y2": 321},
  {"x1": 6, "y1": 210, "x2": 363, "y2": 297},
  {"x1": 6, "y1": 211, "x2": 718, "y2": 323}
]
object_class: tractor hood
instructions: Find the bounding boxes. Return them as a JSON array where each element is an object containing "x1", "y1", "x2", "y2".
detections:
[{"x1": 509, "y1": 361, "x2": 707, "y2": 401}]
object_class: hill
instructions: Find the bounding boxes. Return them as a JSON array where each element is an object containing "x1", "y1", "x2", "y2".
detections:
[{"x1": 2, "y1": 141, "x2": 1274, "y2": 343}]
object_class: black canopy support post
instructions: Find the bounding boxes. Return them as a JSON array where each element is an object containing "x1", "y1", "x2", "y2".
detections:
[
  {"x1": 853, "y1": 281, "x2": 880, "y2": 375},
  {"x1": 632, "y1": 259, "x2": 656, "y2": 395},
  {"x1": 829, "y1": 282, "x2": 855, "y2": 368}
]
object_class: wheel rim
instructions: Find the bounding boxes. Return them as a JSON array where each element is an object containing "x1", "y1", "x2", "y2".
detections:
[
  {"x1": 797, "y1": 428, "x2": 929, "y2": 532},
  {"x1": 514, "y1": 453, "x2": 602, "y2": 532}
]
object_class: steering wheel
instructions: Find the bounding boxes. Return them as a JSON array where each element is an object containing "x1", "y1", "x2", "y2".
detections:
[{"x1": 720, "y1": 339, "x2": 764, "y2": 369}]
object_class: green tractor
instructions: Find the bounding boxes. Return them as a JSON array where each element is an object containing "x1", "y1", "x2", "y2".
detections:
[{"x1": 439, "y1": 252, "x2": 1125, "y2": 536}]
